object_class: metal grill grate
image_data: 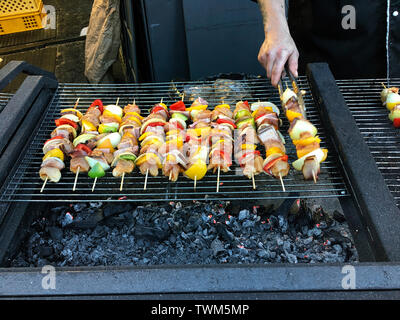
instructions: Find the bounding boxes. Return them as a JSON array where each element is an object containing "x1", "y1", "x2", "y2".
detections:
[
  {"x1": 0, "y1": 92, "x2": 12, "y2": 113},
  {"x1": 337, "y1": 78, "x2": 400, "y2": 207},
  {"x1": 0, "y1": 77, "x2": 349, "y2": 202}
]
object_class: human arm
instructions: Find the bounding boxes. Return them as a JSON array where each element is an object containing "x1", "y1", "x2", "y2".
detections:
[{"x1": 257, "y1": 0, "x2": 299, "y2": 86}]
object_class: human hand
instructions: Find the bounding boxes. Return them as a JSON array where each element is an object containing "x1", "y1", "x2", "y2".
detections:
[{"x1": 258, "y1": 28, "x2": 299, "y2": 87}]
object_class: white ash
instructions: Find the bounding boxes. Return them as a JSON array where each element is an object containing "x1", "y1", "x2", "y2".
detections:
[{"x1": 9, "y1": 200, "x2": 358, "y2": 267}]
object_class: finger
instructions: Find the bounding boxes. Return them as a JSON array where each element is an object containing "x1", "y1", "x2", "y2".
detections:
[
  {"x1": 266, "y1": 53, "x2": 276, "y2": 80},
  {"x1": 271, "y1": 50, "x2": 289, "y2": 87},
  {"x1": 287, "y1": 50, "x2": 299, "y2": 78}
]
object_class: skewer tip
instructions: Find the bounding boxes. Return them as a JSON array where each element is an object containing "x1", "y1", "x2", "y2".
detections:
[
  {"x1": 40, "y1": 177, "x2": 48, "y2": 193},
  {"x1": 92, "y1": 177, "x2": 97, "y2": 192},
  {"x1": 279, "y1": 172, "x2": 286, "y2": 192},
  {"x1": 312, "y1": 170, "x2": 317, "y2": 184},
  {"x1": 120, "y1": 172, "x2": 125, "y2": 191},
  {"x1": 144, "y1": 169, "x2": 149, "y2": 190}
]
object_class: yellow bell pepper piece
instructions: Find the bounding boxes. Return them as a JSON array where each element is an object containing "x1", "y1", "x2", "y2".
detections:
[
  {"x1": 97, "y1": 138, "x2": 115, "y2": 153},
  {"x1": 141, "y1": 138, "x2": 163, "y2": 148},
  {"x1": 292, "y1": 136, "x2": 321, "y2": 146},
  {"x1": 166, "y1": 139, "x2": 183, "y2": 148},
  {"x1": 215, "y1": 104, "x2": 230, "y2": 110},
  {"x1": 286, "y1": 109, "x2": 303, "y2": 122},
  {"x1": 102, "y1": 110, "x2": 122, "y2": 123},
  {"x1": 251, "y1": 107, "x2": 274, "y2": 118},
  {"x1": 81, "y1": 119, "x2": 97, "y2": 132},
  {"x1": 135, "y1": 153, "x2": 162, "y2": 168},
  {"x1": 61, "y1": 108, "x2": 83, "y2": 119},
  {"x1": 166, "y1": 129, "x2": 180, "y2": 136},
  {"x1": 125, "y1": 112, "x2": 144, "y2": 120},
  {"x1": 125, "y1": 116, "x2": 142, "y2": 126},
  {"x1": 266, "y1": 147, "x2": 284, "y2": 157},
  {"x1": 139, "y1": 132, "x2": 156, "y2": 141},
  {"x1": 186, "y1": 105, "x2": 208, "y2": 112},
  {"x1": 43, "y1": 148, "x2": 64, "y2": 161},
  {"x1": 241, "y1": 144, "x2": 257, "y2": 151},
  {"x1": 184, "y1": 159, "x2": 207, "y2": 180}
]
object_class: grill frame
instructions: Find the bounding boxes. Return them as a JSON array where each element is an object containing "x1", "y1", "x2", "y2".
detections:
[
  {"x1": 337, "y1": 78, "x2": 400, "y2": 207},
  {"x1": 0, "y1": 77, "x2": 349, "y2": 203},
  {"x1": 3, "y1": 61, "x2": 400, "y2": 298}
]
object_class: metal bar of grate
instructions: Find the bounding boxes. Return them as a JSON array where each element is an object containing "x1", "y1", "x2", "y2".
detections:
[
  {"x1": 0, "y1": 77, "x2": 349, "y2": 202},
  {"x1": 337, "y1": 78, "x2": 400, "y2": 207}
]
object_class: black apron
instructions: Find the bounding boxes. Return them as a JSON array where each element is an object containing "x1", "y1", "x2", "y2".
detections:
[{"x1": 288, "y1": 0, "x2": 388, "y2": 79}]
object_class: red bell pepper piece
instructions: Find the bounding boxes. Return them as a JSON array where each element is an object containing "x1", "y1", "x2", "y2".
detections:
[
  {"x1": 169, "y1": 119, "x2": 184, "y2": 130},
  {"x1": 238, "y1": 150, "x2": 261, "y2": 166},
  {"x1": 243, "y1": 101, "x2": 249, "y2": 108},
  {"x1": 152, "y1": 106, "x2": 168, "y2": 115},
  {"x1": 55, "y1": 118, "x2": 78, "y2": 129},
  {"x1": 75, "y1": 144, "x2": 92, "y2": 155},
  {"x1": 263, "y1": 155, "x2": 289, "y2": 175},
  {"x1": 44, "y1": 135, "x2": 65, "y2": 145},
  {"x1": 170, "y1": 101, "x2": 186, "y2": 111},
  {"x1": 213, "y1": 150, "x2": 232, "y2": 166},
  {"x1": 90, "y1": 99, "x2": 104, "y2": 113},
  {"x1": 394, "y1": 118, "x2": 400, "y2": 128},
  {"x1": 216, "y1": 118, "x2": 237, "y2": 129}
]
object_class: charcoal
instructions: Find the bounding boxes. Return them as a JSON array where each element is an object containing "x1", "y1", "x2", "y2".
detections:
[
  {"x1": 66, "y1": 210, "x2": 104, "y2": 230},
  {"x1": 216, "y1": 223, "x2": 235, "y2": 242},
  {"x1": 211, "y1": 238, "x2": 225, "y2": 256},
  {"x1": 39, "y1": 246, "x2": 53, "y2": 258},
  {"x1": 10, "y1": 200, "x2": 358, "y2": 267},
  {"x1": 238, "y1": 210, "x2": 250, "y2": 221},
  {"x1": 103, "y1": 204, "x2": 133, "y2": 218},
  {"x1": 133, "y1": 226, "x2": 169, "y2": 241},
  {"x1": 47, "y1": 226, "x2": 63, "y2": 241},
  {"x1": 257, "y1": 250, "x2": 269, "y2": 258}
]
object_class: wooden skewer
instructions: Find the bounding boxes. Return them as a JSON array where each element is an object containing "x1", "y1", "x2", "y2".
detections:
[
  {"x1": 73, "y1": 166, "x2": 80, "y2": 191},
  {"x1": 169, "y1": 171, "x2": 172, "y2": 181},
  {"x1": 279, "y1": 172, "x2": 286, "y2": 192},
  {"x1": 116, "y1": 97, "x2": 120, "y2": 106},
  {"x1": 120, "y1": 173, "x2": 125, "y2": 191},
  {"x1": 194, "y1": 176, "x2": 197, "y2": 191},
  {"x1": 216, "y1": 166, "x2": 221, "y2": 193},
  {"x1": 133, "y1": 98, "x2": 136, "y2": 105},
  {"x1": 40, "y1": 177, "x2": 48, "y2": 193},
  {"x1": 252, "y1": 173, "x2": 256, "y2": 190},
  {"x1": 73, "y1": 97, "x2": 80, "y2": 109},
  {"x1": 312, "y1": 170, "x2": 317, "y2": 184},
  {"x1": 91, "y1": 177, "x2": 97, "y2": 192},
  {"x1": 381, "y1": 82, "x2": 387, "y2": 89},
  {"x1": 160, "y1": 97, "x2": 164, "y2": 104},
  {"x1": 144, "y1": 169, "x2": 149, "y2": 190},
  {"x1": 181, "y1": 93, "x2": 185, "y2": 101}
]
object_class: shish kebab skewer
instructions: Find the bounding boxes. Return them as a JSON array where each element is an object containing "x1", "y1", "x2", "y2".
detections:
[
  {"x1": 209, "y1": 102, "x2": 235, "y2": 192},
  {"x1": 183, "y1": 97, "x2": 211, "y2": 190},
  {"x1": 233, "y1": 101, "x2": 264, "y2": 188},
  {"x1": 111, "y1": 99, "x2": 143, "y2": 191},
  {"x1": 136, "y1": 98, "x2": 168, "y2": 190},
  {"x1": 277, "y1": 70, "x2": 327, "y2": 182},
  {"x1": 160, "y1": 95, "x2": 189, "y2": 182},
  {"x1": 250, "y1": 100, "x2": 289, "y2": 191},
  {"x1": 85, "y1": 98, "x2": 123, "y2": 192},
  {"x1": 69, "y1": 99, "x2": 105, "y2": 191},
  {"x1": 39, "y1": 98, "x2": 80, "y2": 192},
  {"x1": 381, "y1": 83, "x2": 400, "y2": 127}
]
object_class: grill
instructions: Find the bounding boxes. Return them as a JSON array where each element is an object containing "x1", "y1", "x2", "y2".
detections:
[
  {"x1": 337, "y1": 78, "x2": 400, "y2": 207},
  {"x1": 3, "y1": 61, "x2": 400, "y2": 298},
  {"x1": 0, "y1": 77, "x2": 349, "y2": 202}
]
